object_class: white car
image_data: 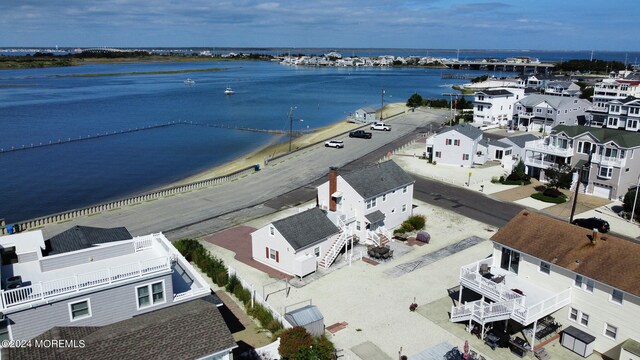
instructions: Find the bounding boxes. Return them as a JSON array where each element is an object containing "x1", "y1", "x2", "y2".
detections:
[
  {"x1": 370, "y1": 122, "x2": 391, "y2": 131},
  {"x1": 324, "y1": 140, "x2": 344, "y2": 148}
]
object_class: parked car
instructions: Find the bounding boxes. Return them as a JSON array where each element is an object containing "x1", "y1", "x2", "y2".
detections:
[
  {"x1": 571, "y1": 217, "x2": 610, "y2": 233},
  {"x1": 324, "y1": 140, "x2": 344, "y2": 148},
  {"x1": 370, "y1": 122, "x2": 391, "y2": 131},
  {"x1": 349, "y1": 130, "x2": 372, "y2": 139}
]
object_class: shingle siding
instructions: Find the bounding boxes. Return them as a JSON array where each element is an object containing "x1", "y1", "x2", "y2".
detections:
[{"x1": 8, "y1": 273, "x2": 173, "y2": 340}]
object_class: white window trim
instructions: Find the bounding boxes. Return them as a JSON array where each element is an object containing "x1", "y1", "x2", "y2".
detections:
[
  {"x1": 269, "y1": 248, "x2": 277, "y2": 260},
  {"x1": 568, "y1": 307, "x2": 578, "y2": 322},
  {"x1": 539, "y1": 261, "x2": 551, "y2": 275},
  {"x1": 68, "y1": 298, "x2": 92, "y2": 322},
  {"x1": 610, "y1": 289, "x2": 624, "y2": 305},
  {"x1": 269, "y1": 226, "x2": 275, "y2": 236},
  {"x1": 135, "y1": 280, "x2": 166, "y2": 310},
  {"x1": 580, "y1": 312, "x2": 590, "y2": 327},
  {"x1": 603, "y1": 323, "x2": 618, "y2": 340}
]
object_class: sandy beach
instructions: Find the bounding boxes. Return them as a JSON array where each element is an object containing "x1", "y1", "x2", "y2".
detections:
[{"x1": 173, "y1": 103, "x2": 409, "y2": 186}]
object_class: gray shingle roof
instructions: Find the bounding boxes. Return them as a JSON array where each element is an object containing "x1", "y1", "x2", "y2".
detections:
[
  {"x1": 479, "y1": 89, "x2": 513, "y2": 96},
  {"x1": 3, "y1": 295, "x2": 236, "y2": 360},
  {"x1": 46, "y1": 225, "x2": 132, "y2": 256},
  {"x1": 517, "y1": 94, "x2": 590, "y2": 110},
  {"x1": 552, "y1": 125, "x2": 640, "y2": 148},
  {"x1": 500, "y1": 133, "x2": 538, "y2": 148},
  {"x1": 365, "y1": 210, "x2": 386, "y2": 224},
  {"x1": 437, "y1": 123, "x2": 483, "y2": 140},
  {"x1": 273, "y1": 207, "x2": 339, "y2": 251},
  {"x1": 340, "y1": 160, "x2": 414, "y2": 199}
]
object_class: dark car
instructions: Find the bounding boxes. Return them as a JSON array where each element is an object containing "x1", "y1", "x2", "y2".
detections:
[
  {"x1": 572, "y1": 217, "x2": 610, "y2": 233},
  {"x1": 349, "y1": 130, "x2": 372, "y2": 139}
]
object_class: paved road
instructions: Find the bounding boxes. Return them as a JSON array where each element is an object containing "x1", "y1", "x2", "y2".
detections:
[{"x1": 36, "y1": 108, "x2": 448, "y2": 239}]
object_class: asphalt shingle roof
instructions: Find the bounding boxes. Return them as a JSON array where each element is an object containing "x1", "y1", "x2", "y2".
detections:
[
  {"x1": 552, "y1": 125, "x2": 640, "y2": 148},
  {"x1": 517, "y1": 94, "x2": 589, "y2": 109},
  {"x1": 3, "y1": 295, "x2": 237, "y2": 360},
  {"x1": 340, "y1": 160, "x2": 414, "y2": 199},
  {"x1": 365, "y1": 210, "x2": 386, "y2": 224},
  {"x1": 480, "y1": 89, "x2": 514, "y2": 96},
  {"x1": 273, "y1": 207, "x2": 340, "y2": 251},
  {"x1": 437, "y1": 123, "x2": 483, "y2": 141},
  {"x1": 46, "y1": 225, "x2": 132, "y2": 256},
  {"x1": 500, "y1": 133, "x2": 538, "y2": 148},
  {"x1": 491, "y1": 210, "x2": 640, "y2": 297}
]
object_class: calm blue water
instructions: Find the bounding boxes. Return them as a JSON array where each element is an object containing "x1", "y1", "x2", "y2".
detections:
[{"x1": 0, "y1": 58, "x2": 563, "y2": 222}]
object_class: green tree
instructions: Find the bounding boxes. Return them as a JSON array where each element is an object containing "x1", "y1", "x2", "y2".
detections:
[
  {"x1": 544, "y1": 163, "x2": 573, "y2": 189},
  {"x1": 279, "y1": 327, "x2": 313, "y2": 359},
  {"x1": 580, "y1": 87, "x2": 594, "y2": 101},
  {"x1": 406, "y1": 93, "x2": 423, "y2": 108},
  {"x1": 623, "y1": 190, "x2": 640, "y2": 221}
]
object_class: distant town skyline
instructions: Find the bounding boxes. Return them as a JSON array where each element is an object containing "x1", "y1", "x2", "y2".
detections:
[{"x1": 2, "y1": 0, "x2": 639, "y2": 51}]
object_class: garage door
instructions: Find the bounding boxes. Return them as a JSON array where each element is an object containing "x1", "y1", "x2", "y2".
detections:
[{"x1": 592, "y1": 184, "x2": 612, "y2": 199}]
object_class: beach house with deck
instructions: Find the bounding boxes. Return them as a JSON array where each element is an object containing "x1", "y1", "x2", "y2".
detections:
[
  {"x1": 450, "y1": 210, "x2": 640, "y2": 358},
  {"x1": 426, "y1": 124, "x2": 483, "y2": 167},
  {"x1": 0, "y1": 228, "x2": 213, "y2": 343}
]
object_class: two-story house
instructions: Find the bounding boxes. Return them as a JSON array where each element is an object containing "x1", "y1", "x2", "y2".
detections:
[
  {"x1": 450, "y1": 210, "x2": 640, "y2": 359},
  {"x1": 472, "y1": 88, "x2": 525, "y2": 126},
  {"x1": 544, "y1": 80, "x2": 582, "y2": 97},
  {"x1": 603, "y1": 96, "x2": 640, "y2": 132},
  {"x1": 426, "y1": 124, "x2": 483, "y2": 167},
  {"x1": 590, "y1": 77, "x2": 640, "y2": 115},
  {"x1": 524, "y1": 125, "x2": 640, "y2": 199},
  {"x1": 475, "y1": 134, "x2": 539, "y2": 172},
  {"x1": 0, "y1": 228, "x2": 212, "y2": 342},
  {"x1": 514, "y1": 94, "x2": 592, "y2": 133},
  {"x1": 252, "y1": 161, "x2": 414, "y2": 277}
]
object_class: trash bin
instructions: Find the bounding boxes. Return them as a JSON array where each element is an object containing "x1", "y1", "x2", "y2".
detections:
[
  {"x1": 254, "y1": 164, "x2": 261, "y2": 171},
  {"x1": 6, "y1": 225, "x2": 14, "y2": 234}
]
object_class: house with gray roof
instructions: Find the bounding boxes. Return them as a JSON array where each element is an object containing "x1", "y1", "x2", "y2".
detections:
[
  {"x1": 251, "y1": 207, "x2": 341, "y2": 278},
  {"x1": 524, "y1": 125, "x2": 640, "y2": 199},
  {"x1": 0, "y1": 229, "x2": 212, "y2": 343},
  {"x1": 426, "y1": 124, "x2": 483, "y2": 167},
  {"x1": 352, "y1": 107, "x2": 378, "y2": 123},
  {"x1": 3, "y1": 295, "x2": 237, "y2": 360},
  {"x1": 514, "y1": 94, "x2": 592, "y2": 133},
  {"x1": 472, "y1": 87, "x2": 524, "y2": 126},
  {"x1": 544, "y1": 80, "x2": 582, "y2": 97}
]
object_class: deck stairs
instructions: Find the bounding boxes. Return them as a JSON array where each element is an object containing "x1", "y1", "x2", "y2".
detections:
[
  {"x1": 450, "y1": 299, "x2": 515, "y2": 325},
  {"x1": 319, "y1": 217, "x2": 351, "y2": 269}
]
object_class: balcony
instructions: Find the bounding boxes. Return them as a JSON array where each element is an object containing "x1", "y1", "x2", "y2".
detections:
[
  {"x1": 525, "y1": 140, "x2": 573, "y2": 157},
  {"x1": 455, "y1": 258, "x2": 572, "y2": 325},
  {"x1": 517, "y1": 112, "x2": 535, "y2": 118},
  {"x1": 591, "y1": 154, "x2": 626, "y2": 167}
]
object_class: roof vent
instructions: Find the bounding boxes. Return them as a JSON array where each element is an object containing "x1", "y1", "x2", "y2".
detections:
[{"x1": 522, "y1": 211, "x2": 529, "y2": 216}]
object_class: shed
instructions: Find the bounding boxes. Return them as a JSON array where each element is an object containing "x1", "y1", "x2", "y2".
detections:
[
  {"x1": 284, "y1": 305, "x2": 325, "y2": 337},
  {"x1": 561, "y1": 326, "x2": 595, "y2": 357}
]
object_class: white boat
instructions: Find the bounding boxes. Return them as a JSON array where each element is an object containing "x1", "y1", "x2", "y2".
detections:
[
  {"x1": 184, "y1": 78, "x2": 195, "y2": 85},
  {"x1": 224, "y1": 86, "x2": 234, "y2": 95}
]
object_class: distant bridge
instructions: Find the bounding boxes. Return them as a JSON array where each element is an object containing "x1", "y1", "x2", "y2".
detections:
[
  {"x1": 441, "y1": 60, "x2": 555, "y2": 74},
  {"x1": 0, "y1": 121, "x2": 307, "y2": 154}
]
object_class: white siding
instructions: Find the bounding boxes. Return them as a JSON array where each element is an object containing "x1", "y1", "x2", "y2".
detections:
[{"x1": 431, "y1": 130, "x2": 479, "y2": 167}]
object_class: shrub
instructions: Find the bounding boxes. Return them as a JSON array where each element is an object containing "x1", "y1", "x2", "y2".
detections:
[
  {"x1": 279, "y1": 327, "x2": 313, "y2": 359},
  {"x1": 226, "y1": 274, "x2": 240, "y2": 293},
  {"x1": 531, "y1": 192, "x2": 567, "y2": 204},
  {"x1": 623, "y1": 190, "x2": 640, "y2": 220},
  {"x1": 406, "y1": 214, "x2": 426, "y2": 230},
  {"x1": 543, "y1": 188, "x2": 564, "y2": 198}
]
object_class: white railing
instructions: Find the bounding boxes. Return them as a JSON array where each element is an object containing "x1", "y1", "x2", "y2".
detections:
[
  {"x1": 521, "y1": 288, "x2": 571, "y2": 323},
  {"x1": 591, "y1": 154, "x2": 626, "y2": 167},
  {"x1": 526, "y1": 141, "x2": 574, "y2": 157},
  {"x1": 518, "y1": 112, "x2": 535, "y2": 117},
  {"x1": 134, "y1": 236, "x2": 154, "y2": 252},
  {"x1": 367, "y1": 230, "x2": 381, "y2": 246},
  {"x1": 0, "y1": 256, "x2": 170, "y2": 309},
  {"x1": 460, "y1": 260, "x2": 525, "y2": 306},
  {"x1": 376, "y1": 226, "x2": 392, "y2": 242},
  {"x1": 450, "y1": 299, "x2": 514, "y2": 324},
  {"x1": 319, "y1": 217, "x2": 350, "y2": 269}
]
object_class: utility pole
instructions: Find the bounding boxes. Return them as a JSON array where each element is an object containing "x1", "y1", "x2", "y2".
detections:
[
  {"x1": 569, "y1": 167, "x2": 583, "y2": 223},
  {"x1": 442, "y1": 93, "x2": 456, "y2": 125},
  {"x1": 630, "y1": 175, "x2": 640, "y2": 223},
  {"x1": 380, "y1": 88, "x2": 385, "y2": 121},
  {"x1": 288, "y1": 106, "x2": 296, "y2": 152}
]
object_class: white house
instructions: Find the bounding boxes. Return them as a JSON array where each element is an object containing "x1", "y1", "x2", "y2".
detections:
[
  {"x1": 426, "y1": 124, "x2": 483, "y2": 167},
  {"x1": 451, "y1": 210, "x2": 640, "y2": 359},
  {"x1": 602, "y1": 96, "x2": 640, "y2": 132},
  {"x1": 252, "y1": 161, "x2": 415, "y2": 277},
  {"x1": 473, "y1": 88, "x2": 524, "y2": 126},
  {"x1": 513, "y1": 94, "x2": 592, "y2": 133},
  {"x1": 590, "y1": 77, "x2": 640, "y2": 114},
  {"x1": 251, "y1": 207, "x2": 341, "y2": 278},
  {"x1": 316, "y1": 161, "x2": 415, "y2": 247}
]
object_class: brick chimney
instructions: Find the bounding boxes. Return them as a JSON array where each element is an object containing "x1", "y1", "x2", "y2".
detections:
[{"x1": 329, "y1": 167, "x2": 338, "y2": 212}]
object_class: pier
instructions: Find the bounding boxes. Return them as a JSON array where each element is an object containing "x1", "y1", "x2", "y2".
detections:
[{"x1": 0, "y1": 121, "x2": 308, "y2": 154}]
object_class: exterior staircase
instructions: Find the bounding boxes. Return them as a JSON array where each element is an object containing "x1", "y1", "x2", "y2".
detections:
[
  {"x1": 450, "y1": 299, "x2": 515, "y2": 325},
  {"x1": 319, "y1": 217, "x2": 351, "y2": 269}
]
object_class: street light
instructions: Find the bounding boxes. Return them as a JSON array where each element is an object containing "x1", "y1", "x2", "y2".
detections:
[{"x1": 380, "y1": 88, "x2": 385, "y2": 121}]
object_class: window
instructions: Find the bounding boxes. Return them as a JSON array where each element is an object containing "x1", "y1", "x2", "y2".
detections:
[
  {"x1": 382, "y1": 194, "x2": 387, "y2": 202},
  {"x1": 604, "y1": 148, "x2": 618, "y2": 158},
  {"x1": 578, "y1": 141, "x2": 594, "y2": 155},
  {"x1": 269, "y1": 248, "x2": 277, "y2": 260},
  {"x1": 462, "y1": 154, "x2": 469, "y2": 161},
  {"x1": 536, "y1": 108, "x2": 542, "y2": 113},
  {"x1": 314, "y1": 247, "x2": 320, "y2": 257},
  {"x1": 356, "y1": 221, "x2": 361, "y2": 231},
  {"x1": 500, "y1": 248, "x2": 520, "y2": 274},
  {"x1": 598, "y1": 166, "x2": 612, "y2": 179},
  {"x1": 604, "y1": 323, "x2": 618, "y2": 340},
  {"x1": 628, "y1": 119, "x2": 639, "y2": 129},
  {"x1": 569, "y1": 308, "x2": 578, "y2": 321},
  {"x1": 580, "y1": 313, "x2": 589, "y2": 326},
  {"x1": 403, "y1": 186, "x2": 407, "y2": 193},
  {"x1": 454, "y1": 139, "x2": 460, "y2": 146},
  {"x1": 446, "y1": 138, "x2": 452, "y2": 145},
  {"x1": 402, "y1": 204, "x2": 407, "y2": 212},
  {"x1": 269, "y1": 226, "x2": 275, "y2": 236},
  {"x1": 435, "y1": 151, "x2": 441, "y2": 158},
  {"x1": 585, "y1": 278, "x2": 594, "y2": 292},
  {"x1": 366, "y1": 197, "x2": 377, "y2": 209},
  {"x1": 611, "y1": 289, "x2": 624, "y2": 304},
  {"x1": 69, "y1": 299, "x2": 92, "y2": 321},
  {"x1": 137, "y1": 281, "x2": 165, "y2": 309},
  {"x1": 539, "y1": 261, "x2": 550, "y2": 274},
  {"x1": 574, "y1": 274, "x2": 583, "y2": 288}
]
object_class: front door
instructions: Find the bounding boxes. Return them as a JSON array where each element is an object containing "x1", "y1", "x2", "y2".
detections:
[{"x1": 495, "y1": 150, "x2": 503, "y2": 160}]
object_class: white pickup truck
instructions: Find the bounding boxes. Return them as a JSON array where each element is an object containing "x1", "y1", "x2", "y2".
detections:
[{"x1": 370, "y1": 122, "x2": 391, "y2": 131}]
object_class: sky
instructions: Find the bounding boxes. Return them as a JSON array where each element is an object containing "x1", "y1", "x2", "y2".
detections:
[{"x1": 1, "y1": 0, "x2": 639, "y2": 51}]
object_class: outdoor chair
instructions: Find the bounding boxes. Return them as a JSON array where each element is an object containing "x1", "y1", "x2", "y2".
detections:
[
  {"x1": 479, "y1": 263, "x2": 490, "y2": 275},
  {"x1": 491, "y1": 275, "x2": 505, "y2": 284}
]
